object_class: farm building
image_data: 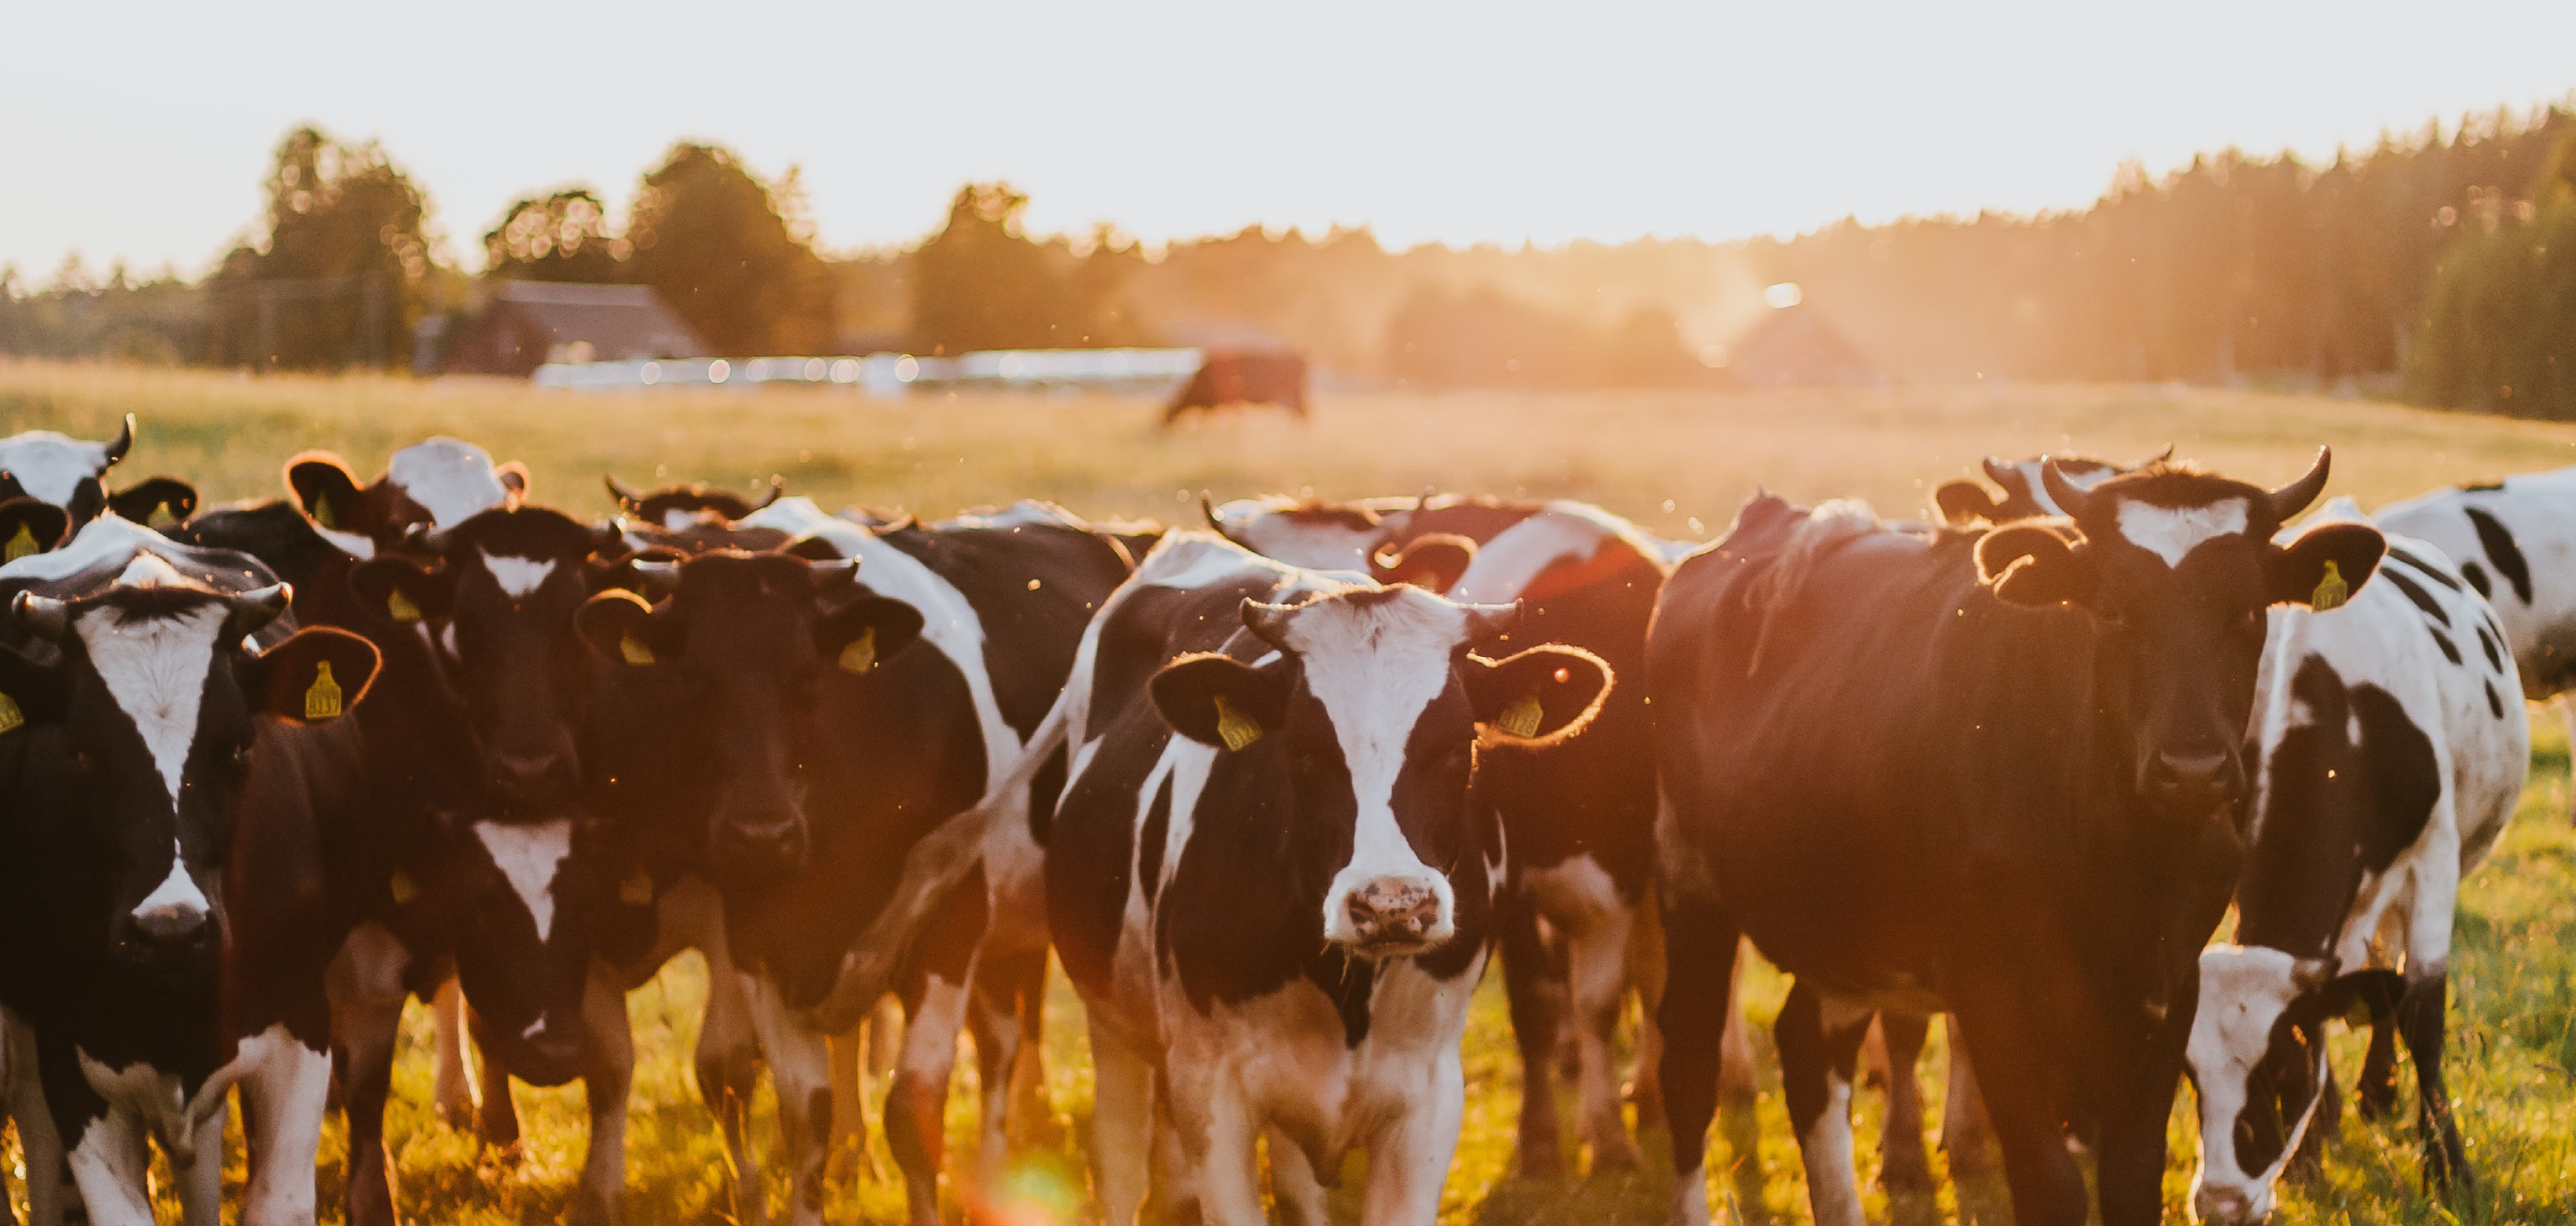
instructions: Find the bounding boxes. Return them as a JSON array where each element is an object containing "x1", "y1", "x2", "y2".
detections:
[
  {"x1": 439, "y1": 281, "x2": 704, "y2": 376},
  {"x1": 1721, "y1": 302, "x2": 1879, "y2": 388}
]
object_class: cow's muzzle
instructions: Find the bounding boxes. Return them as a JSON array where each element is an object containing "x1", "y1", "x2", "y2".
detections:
[
  {"x1": 1333, "y1": 875, "x2": 1449, "y2": 955},
  {"x1": 491, "y1": 749, "x2": 579, "y2": 811},
  {"x1": 2142, "y1": 746, "x2": 2242, "y2": 816},
  {"x1": 714, "y1": 815, "x2": 808, "y2": 885},
  {"x1": 115, "y1": 903, "x2": 216, "y2": 975},
  {"x1": 2193, "y1": 1182, "x2": 2267, "y2": 1224}
]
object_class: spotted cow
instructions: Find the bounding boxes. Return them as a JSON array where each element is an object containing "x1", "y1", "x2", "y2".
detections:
[{"x1": 0, "y1": 417, "x2": 196, "y2": 561}]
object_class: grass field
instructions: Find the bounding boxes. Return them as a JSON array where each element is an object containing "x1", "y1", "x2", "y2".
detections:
[{"x1": 6, "y1": 359, "x2": 2576, "y2": 1225}]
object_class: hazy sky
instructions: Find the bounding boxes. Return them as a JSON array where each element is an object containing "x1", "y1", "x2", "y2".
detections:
[{"x1": 7, "y1": 1, "x2": 2574, "y2": 280}]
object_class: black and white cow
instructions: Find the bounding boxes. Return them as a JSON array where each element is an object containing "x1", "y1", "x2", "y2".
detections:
[
  {"x1": 284, "y1": 435, "x2": 529, "y2": 559},
  {"x1": 1207, "y1": 493, "x2": 1698, "y2": 1175},
  {"x1": 606, "y1": 473, "x2": 784, "y2": 531},
  {"x1": 575, "y1": 496, "x2": 1133, "y2": 1226},
  {"x1": 2188, "y1": 499, "x2": 2526, "y2": 1221},
  {"x1": 0, "y1": 417, "x2": 197, "y2": 559},
  {"x1": 1931, "y1": 447, "x2": 2168, "y2": 528},
  {"x1": 1043, "y1": 531, "x2": 1611, "y2": 1226},
  {"x1": 1649, "y1": 452, "x2": 2383, "y2": 1226},
  {"x1": 0, "y1": 513, "x2": 380, "y2": 1226}
]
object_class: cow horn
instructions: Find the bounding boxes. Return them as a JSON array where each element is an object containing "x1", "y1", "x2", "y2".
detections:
[
  {"x1": 1203, "y1": 494, "x2": 1253, "y2": 550},
  {"x1": 2040, "y1": 459, "x2": 2094, "y2": 521},
  {"x1": 1457, "y1": 600, "x2": 1522, "y2": 642},
  {"x1": 604, "y1": 474, "x2": 643, "y2": 510},
  {"x1": 2268, "y1": 447, "x2": 2332, "y2": 522},
  {"x1": 628, "y1": 557, "x2": 682, "y2": 601},
  {"x1": 2138, "y1": 443, "x2": 2175, "y2": 468},
  {"x1": 231, "y1": 584, "x2": 293, "y2": 636},
  {"x1": 102, "y1": 414, "x2": 135, "y2": 468},
  {"x1": 629, "y1": 558, "x2": 679, "y2": 577},
  {"x1": 807, "y1": 558, "x2": 860, "y2": 590},
  {"x1": 1981, "y1": 456, "x2": 2016, "y2": 487},
  {"x1": 1240, "y1": 598, "x2": 1298, "y2": 649},
  {"x1": 754, "y1": 476, "x2": 785, "y2": 511},
  {"x1": 10, "y1": 592, "x2": 68, "y2": 641}
]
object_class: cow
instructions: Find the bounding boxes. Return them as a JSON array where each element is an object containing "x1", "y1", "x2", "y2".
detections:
[
  {"x1": 605, "y1": 473, "x2": 785, "y2": 530},
  {"x1": 1648, "y1": 451, "x2": 2384, "y2": 1226},
  {"x1": 574, "y1": 496, "x2": 1133, "y2": 1226},
  {"x1": 0, "y1": 417, "x2": 197, "y2": 558},
  {"x1": 2188, "y1": 499, "x2": 2526, "y2": 1222},
  {"x1": 283, "y1": 435, "x2": 529, "y2": 559},
  {"x1": 0, "y1": 513, "x2": 380, "y2": 1226},
  {"x1": 2375, "y1": 469, "x2": 2576, "y2": 817},
  {"x1": 1204, "y1": 492, "x2": 1701, "y2": 1176},
  {"x1": 1039, "y1": 530, "x2": 1610, "y2": 1226},
  {"x1": 1163, "y1": 351, "x2": 1309, "y2": 426},
  {"x1": 1932, "y1": 447, "x2": 2169, "y2": 528}
]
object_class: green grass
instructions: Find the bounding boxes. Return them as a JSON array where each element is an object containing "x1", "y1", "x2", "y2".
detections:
[{"x1": 9, "y1": 359, "x2": 2576, "y2": 1223}]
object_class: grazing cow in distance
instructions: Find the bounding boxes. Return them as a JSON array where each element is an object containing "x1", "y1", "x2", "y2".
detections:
[
  {"x1": 1042, "y1": 532, "x2": 1610, "y2": 1226},
  {"x1": 0, "y1": 416, "x2": 197, "y2": 559},
  {"x1": 1164, "y1": 351, "x2": 1308, "y2": 425},
  {"x1": 1650, "y1": 451, "x2": 2383, "y2": 1226},
  {"x1": 0, "y1": 513, "x2": 380, "y2": 1225},
  {"x1": 1206, "y1": 492, "x2": 1700, "y2": 1176},
  {"x1": 2188, "y1": 499, "x2": 2525, "y2": 1222}
]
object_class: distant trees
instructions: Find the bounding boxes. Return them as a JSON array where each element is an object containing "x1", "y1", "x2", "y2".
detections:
[
  {"x1": 2406, "y1": 128, "x2": 2576, "y2": 418},
  {"x1": 623, "y1": 143, "x2": 835, "y2": 355},
  {"x1": 204, "y1": 126, "x2": 438, "y2": 369},
  {"x1": 907, "y1": 183, "x2": 1147, "y2": 353},
  {"x1": 484, "y1": 189, "x2": 625, "y2": 283},
  {"x1": 1385, "y1": 285, "x2": 1697, "y2": 388}
]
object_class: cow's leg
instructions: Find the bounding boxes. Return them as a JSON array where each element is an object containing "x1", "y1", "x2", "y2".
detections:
[
  {"x1": 746, "y1": 974, "x2": 833, "y2": 1226},
  {"x1": 1361, "y1": 1046, "x2": 1467, "y2": 1226},
  {"x1": 328, "y1": 924, "x2": 411, "y2": 1226},
  {"x1": 1775, "y1": 980, "x2": 1872, "y2": 1226},
  {"x1": 1495, "y1": 887, "x2": 1568, "y2": 1178},
  {"x1": 2356, "y1": 998, "x2": 2402, "y2": 1120},
  {"x1": 175, "y1": 1111, "x2": 225, "y2": 1226},
  {"x1": 1266, "y1": 1125, "x2": 1330, "y2": 1226},
  {"x1": 1939, "y1": 1016, "x2": 1996, "y2": 1176},
  {"x1": 236, "y1": 1033, "x2": 332, "y2": 1226},
  {"x1": 678, "y1": 887, "x2": 767, "y2": 1226},
  {"x1": 1167, "y1": 1059, "x2": 1261, "y2": 1226},
  {"x1": 886, "y1": 973, "x2": 970, "y2": 1226},
  {"x1": 1003, "y1": 952, "x2": 1056, "y2": 1149},
  {"x1": 1875, "y1": 1011, "x2": 1935, "y2": 1195},
  {"x1": 430, "y1": 977, "x2": 477, "y2": 1127},
  {"x1": 826, "y1": 1020, "x2": 870, "y2": 1182},
  {"x1": 2559, "y1": 700, "x2": 2576, "y2": 824},
  {"x1": 965, "y1": 957, "x2": 1028, "y2": 1194},
  {"x1": 1564, "y1": 895, "x2": 1644, "y2": 1172},
  {"x1": 1948, "y1": 1004, "x2": 2087, "y2": 1226},
  {"x1": 61, "y1": 1103, "x2": 152, "y2": 1226},
  {"x1": 1627, "y1": 896, "x2": 1668, "y2": 1131},
  {"x1": 2094, "y1": 973, "x2": 2196, "y2": 1226},
  {"x1": 465, "y1": 1007, "x2": 521, "y2": 1148},
  {"x1": 571, "y1": 960, "x2": 636, "y2": 1226},
  {"x1": 2403, "y1": 962, "x2": 2470, "y2": 1192},
  {"x1": 1655, "y1": 896, "x2": 1739, "y2": 1226},
  {"x1": 1088, "y1": 1019, "x2": 1155, "y2": 1226},
  {"x1": 6, "y1": 1010, "x2": 64, "y2": 1226}
]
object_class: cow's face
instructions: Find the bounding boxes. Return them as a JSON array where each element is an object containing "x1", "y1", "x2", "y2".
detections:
[
  {"x1": 575, "y1": 552, "x2": 923, "y2": 887},
  {"x1": 1978, "y1": 451, "x2": 2383, "y2": 821},
  {"x1": 1933, "y1": 449, "x2": 2171, "y2": 527},
  {"x1": 436, "y1": 811, "x2": 607, "y2": 1084},
  {"x1": 1152, "y1": 586, "x2": 1610, "y2": 958},
  {"x1": 3, "y1": 567, "x2": 377, "y2": 979},
  {"x1": 0, "y1": 417, "x2": 132, "y2": 533},
  {"x1": 2188, "y1": 945, "x2": 2402, "y2": 1223},
  {"x1": 286, "y1": 436, "x2": 526, "y2": 559}
]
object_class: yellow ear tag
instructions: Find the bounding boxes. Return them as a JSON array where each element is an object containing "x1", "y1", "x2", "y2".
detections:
[
  {"x1": 386, "y1": 588, "x2": 422, "y2": 623},
  {"x1": 620, "y1": 633, "x2": 655, "y2": 666},
  {"x1": 388, "y1": 869, "x2": 418, "y2": 905},
  {"x1": 1497, "y1": 694, "x2": 1545, "y2": 738},
  {"x1": 304, "y1": 661, "x2": 344, "y2": 721},
  {"x1": 312, "y1": 499, "x2": 337, "y2": 530},
  {"x1": 838, "y1": 627, "x2": 877, "y2": 674},
  {"x1": 619, "y1": 867, "x2": 654, "y2": 906},
  {"x1": 5, "y1": 522, "x2": 37, "y2": 562},
  {"x1": 2311, "y1": 559, "x2": 2350, "y2": 612},
  {"x1": 0, "y1": 692, "x2": 22, "y2": 736},
  {"x1": 1213, "y1": 694, "x2": 1262, "y2": 751}
]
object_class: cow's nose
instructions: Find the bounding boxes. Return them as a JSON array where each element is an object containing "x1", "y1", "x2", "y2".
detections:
[
  {"x1": 118, "y1": 903, "x2": 214, "y2": 968},
  {"x1": 2195, "y1": 1185, "x2": 2261, "y2": 1224},
  {"x1": 1343, "y1": 876, "x2": 1444, "y2": 949},
  {"x1": 716, "y1": 818, "x2": 805, "y2": 880},
  {"x1": 2146, "y1": 747, "x2": 2238, "y2": 808},
  {"x1": 492, "y1": 750, "x2": 573, "y2": 803}
]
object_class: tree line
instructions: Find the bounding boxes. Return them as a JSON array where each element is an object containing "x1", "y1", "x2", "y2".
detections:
[{"x1": 2, "y1": 109, "x2": 2573, "y2": 415}]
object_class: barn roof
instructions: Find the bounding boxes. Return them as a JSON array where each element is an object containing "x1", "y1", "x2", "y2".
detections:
[{"x1": 443, "y1": 281, "x2": 705, "y2": 376}]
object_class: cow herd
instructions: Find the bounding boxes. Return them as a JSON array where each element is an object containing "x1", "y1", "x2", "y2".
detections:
[{"x1": 0, "y1": 417, "x2": 2562, "y2": 1226}]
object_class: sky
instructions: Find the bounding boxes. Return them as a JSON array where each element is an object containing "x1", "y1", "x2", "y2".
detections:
[{"x1": 6, "y1": 0, "x2": 2575, "y2": 281}]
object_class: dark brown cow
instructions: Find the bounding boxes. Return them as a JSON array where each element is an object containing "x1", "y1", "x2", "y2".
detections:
[{"x1": 1164, "y1": 351, "x2": 1309, "y2": 425}]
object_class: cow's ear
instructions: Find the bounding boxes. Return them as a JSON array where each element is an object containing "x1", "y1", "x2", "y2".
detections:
[
  {"x1": 1465, "y1": 644, "x2": 1613, "y2": 746},
  {"x1": 495, "y1": 461, "x2": 531, "y2": 504},
  {"x1": 1152, "y1": 653, "x2": 1290, "y2": 750},
  {"x1": 1371, "y1": 533, "x2": 1478, "y2": 593},
  {"x1": 1933, "y1": 480, "x2": 2002, "y2": 526},
  {"x1": 106, "y1": 476, "x2": 197, "y2": 530},
  {"x1": 783, "y1": 535, "x2": 846, "y2": 562},
  {"x1": 0, "y1": 497, "x2": 70, "y2": 562},
  {"x1": 2312, "y1": 967, "x2": 2404, "y2": 1023},
  {"x1": 816, "y1": 596, "x2": 924, "y2": 675},
  {"x1": 0, "y1": 643, "x2": 69, "y2": 731},
  {"x1": 1978, "y1": 524, "x2": 2096, "y2": 609},
  {"x1": 2272, "y1": 522, "x2": 2385, "y2": 610},
  {"x1": 285, "y1": 451, "x2": 364, "y2": 530},
  {"x1": 578, "y1": 590, "x2": 675, "y2": 666},
  {"x1": 348, "y1": 556, "x2": 456, "y2": 625},
  {"x1": 248, "y1": 627, "x2": 381, "y2": 724}
]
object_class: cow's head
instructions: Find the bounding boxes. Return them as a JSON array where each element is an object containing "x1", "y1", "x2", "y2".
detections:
[
  {"x1": 2, "y1": 562, "x2": 377, "y2": 979},
  {"x1": 575, "y1": 551, "x2": 924, "y2": 887},
  {"x1": 605, "y1": 474, "x2": 783, "y2": 531},
  {"x1": 427, "y1": 808, "x2": 625, "y2": 1085},
  {"x1": 1934, "y1": 447, "x2": 2171, "y2": 526},
  {"x1": 0, "y1": 416, "x2": 160, "y2": 537},
  {"x1": 2188, "y1": 945, "x2": 2404, "y2": 1222},
  {"x1": 355, "y1": 507, "x2": 617, "y2": 816},
  {"x1": 286, "y1": 437, "x2": 528, "y2": 558},
  {"x1": 1205, "y1": 497, "x2": 1392, "y2": 571},
  {"x1": 1151, "y1": 586, "x2": 1610, "y2": 957},
  {"x1": 1976, "y1": 450, "x2": 2382, "y2": 819}
]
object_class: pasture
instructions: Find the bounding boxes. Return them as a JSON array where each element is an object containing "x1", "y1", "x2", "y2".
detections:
[{"x1": 6, "y1": 358, "x2": 2576, "y2": 1224}]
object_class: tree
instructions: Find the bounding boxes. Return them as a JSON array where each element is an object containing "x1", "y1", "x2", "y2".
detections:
[
  {"x1": 484, "y1": 189, "x2": 625, "y2": 283},
  {"x1": 623, "y1": 143, "x2": 833, "y2": 355},
  {"x1": 2406, "y1": 127, "x2": 2576, "y2": 419},
  {"x1": 908, "y1": 183, "x2": 1074, "y2": 353},
  {"x1": 206, "y1": 126, "x2": 437, "y2": 369}
]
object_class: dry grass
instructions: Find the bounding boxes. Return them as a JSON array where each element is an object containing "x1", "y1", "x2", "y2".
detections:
[{"x1": 6, "y1": 359, "x2": 2574, "y2": 1224}]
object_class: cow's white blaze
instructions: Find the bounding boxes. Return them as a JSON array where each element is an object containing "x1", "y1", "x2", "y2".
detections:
[
  {"x1": 1447, "y1": 507, "x2": 1612, "y2": 603},
  {"x1": 0, "y1": 430, "x2": 112, "y2": 506},
  {"x1": 1278, "y1": 589, "x2": 1465, "y2": 945},
  {"x1": 476, "y1": 818, "x2": 572, "y2": 940},
  {"x1": 478, "y1": 550, "x2": 558, "y2": 598},
  {"x1": 2188, "y1": 945, "x2": 2323, "y2": 1217},
  {"x1": 387, "y1": 437, "x2": 512, "y2": 530},
  {"x1": 314, "y1": 524, "x2": 376, "y2": 558},
  {"x1": 76, "y1": 601, "x2": 230, "y2": 808},
  {"x1": 2, "y1": 513, "x2": 189, "y2": 584},
  {"x1": 2115, "y1": 497, "x2": 2249, "y2": 567},
  {"x1": 131, "y1": 837, "x2": 209, "y2": 922}
]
